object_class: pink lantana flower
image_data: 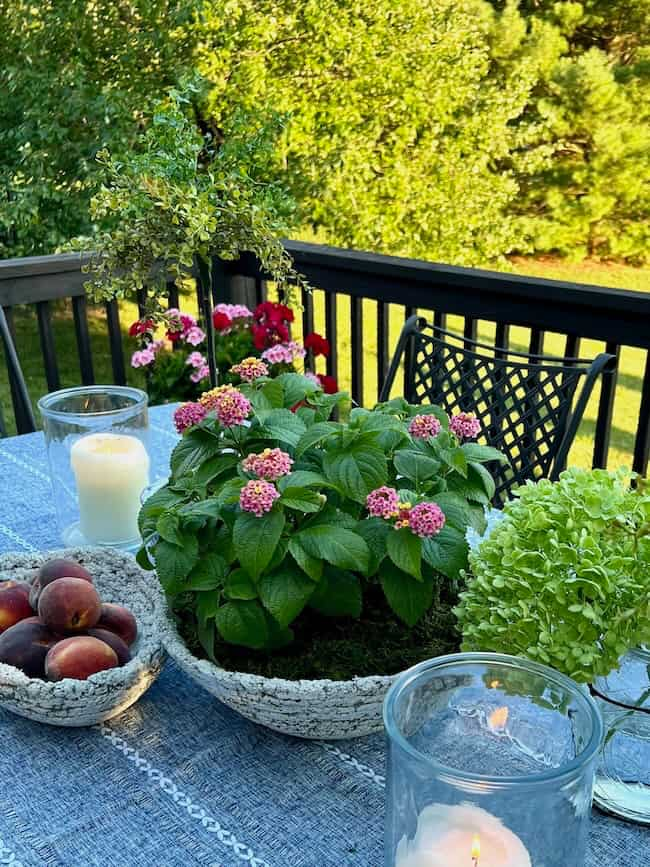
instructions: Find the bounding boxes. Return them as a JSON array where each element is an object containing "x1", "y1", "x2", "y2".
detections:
[
  {"x1": 242, "y1": 448, "x2": 293, "y2": 481},
  {"x1": 173, "y1": 402, "x2": 207, "y2": 434},
  {"x1": 239, "y1": 480, "x2": 280, "y2": 517},
  {"x1": 408, "y1": 502, "x2": 446, "y2": 538},
  {"x1": 449, "y1": 412, "x2": 481, "y2": 440},
  {"x1": 408, "y1": 414, "x2": 443, "y2": 439},
  {"x1": 231, "y1": 357, "x2": 269, "y2": 382},
  {"x1": 366, "y1": 486, "x2": 400, "y2": 519},
  {"x1": 200, "y1": 385, "x2": 251, "y2": 427}
]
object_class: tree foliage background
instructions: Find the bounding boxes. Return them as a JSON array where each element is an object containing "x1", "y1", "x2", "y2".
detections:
[{"x1": 1, "y1": 0, "x2": 648, "y2": 265}]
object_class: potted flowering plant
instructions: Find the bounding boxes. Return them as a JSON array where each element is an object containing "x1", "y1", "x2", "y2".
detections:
[{"x1": 139, "y1": 369, "x2": 505, "y2": 738}]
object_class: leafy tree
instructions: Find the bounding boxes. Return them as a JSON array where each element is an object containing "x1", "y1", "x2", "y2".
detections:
[{"x1": 0, "y1": 0, "x2": 195, "y2": 256}]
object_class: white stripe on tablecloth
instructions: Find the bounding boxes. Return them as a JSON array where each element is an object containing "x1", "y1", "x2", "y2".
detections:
[
  {"x1": 0, "y1": 447, "x2": 50, "y2": 483},
  {"x1": 316, "y1": 742, "x2": 385, "y2": 789},
  {"x1": 97, "y1": 723, "x2": 271, "y2": 867},
  {"x1": 0, "y1": 524, "x2": 39, "y2": 554},
  {"x1": 0, "y1": 833, "x2": 23, "y2": 867}
]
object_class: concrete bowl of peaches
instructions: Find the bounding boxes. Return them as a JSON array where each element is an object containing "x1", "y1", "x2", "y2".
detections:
[{"x1": 0, "y1": 548, "x2": 165, "y2": 726}]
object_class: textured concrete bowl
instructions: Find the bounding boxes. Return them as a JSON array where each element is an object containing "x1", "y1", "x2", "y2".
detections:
[
  {"x1": 159, "y1": 594, "x2": 395, "y2": 740},
  {"x1": 0, "y1": 548, "x2": 165, "y2": 727}
]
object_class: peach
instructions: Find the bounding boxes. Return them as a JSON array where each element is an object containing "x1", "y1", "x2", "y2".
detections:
[
  {"x1": 0, "y1": 585, "x2": 34, "y2": 633},
  {"x1": 30, "y1": 558, "x2": 93, "y2": 609},
  {"x1": 0, "y1": 620, "x2": 59, "y2": 678},
  {"x1": 45, "y1": 636, "x2": 118, "y2": 682},
  {"x1": 86, "y1": 628, "x2": 131, "y2": 666},
  {"x1": 97, "y1": 603, "x2": 137, "y2": 646},
  {"x1": 38, "y1": 578, "x2": 101, "y2": 633}
]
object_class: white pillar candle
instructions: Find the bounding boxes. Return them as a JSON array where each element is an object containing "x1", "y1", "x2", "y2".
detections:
[
  {"x1": 395, "y1": 804, "x2": 532, "y2": 867},
  {"x1": 70, "y1": 433, "x2": 150, "y2": 545}
]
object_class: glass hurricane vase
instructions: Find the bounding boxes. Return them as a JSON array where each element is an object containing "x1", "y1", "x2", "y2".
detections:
[
  {"x1": 384, "y1": 653, "x2": 603, "y2": 867},
  {"x1": 38, "y1": 386, "x2": 150, "y2": 550}
]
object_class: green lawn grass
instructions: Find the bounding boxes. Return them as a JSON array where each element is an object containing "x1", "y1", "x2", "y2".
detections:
[{"x1": 1, "y1": 256, "x2": 648, "y2": 474}]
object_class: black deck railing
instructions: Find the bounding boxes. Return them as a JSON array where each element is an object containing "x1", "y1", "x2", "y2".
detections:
[{"x1": 1, "y1": 241, "x2": 649, "y2": 476}]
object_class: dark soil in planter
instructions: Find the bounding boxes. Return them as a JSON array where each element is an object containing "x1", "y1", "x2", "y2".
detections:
[{"x1": 179, "y1": 582, "x2": 461, "y2": 681}]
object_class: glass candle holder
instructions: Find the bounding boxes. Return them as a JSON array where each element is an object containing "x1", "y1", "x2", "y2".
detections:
[
  {"x1": 592, "y1": 646, "x2": 650, "y2": 824},
  {"x1": 384, "y1": 653, "x2": 603, "y2": 867},
  {"x1": 38, "y1": 386, "x2": 150, "y2": 550}
]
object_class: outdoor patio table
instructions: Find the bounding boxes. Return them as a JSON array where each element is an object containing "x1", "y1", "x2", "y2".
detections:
[{"x1": 0, "y1": 403, "x2": 647, "y2": 867}]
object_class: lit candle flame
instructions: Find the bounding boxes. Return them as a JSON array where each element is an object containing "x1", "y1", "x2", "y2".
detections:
[
  {"x1": 471, "y1": 834, "x2": 480, "y2": 866},
  {"x1": 488, "y1": 705, "x2": 509, "y2": 732}
]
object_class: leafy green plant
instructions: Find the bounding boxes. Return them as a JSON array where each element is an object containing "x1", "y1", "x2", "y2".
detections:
[
  {"x1": 456, "y1": 468, "x2": 650, "y2": 682},
  {"x1": 139, "y1": 378, "x2": 504, "y2": 661}
]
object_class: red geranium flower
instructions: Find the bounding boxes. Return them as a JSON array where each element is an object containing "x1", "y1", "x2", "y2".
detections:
[
  {"x1": 212, "y1": 311, "x2": 232, "y2": 332},
  {"x1": 253, "y1": 301, "x2": 294, "y2": 325},
  {"x1": 129, "y1": 319, "x2": 155, "y2": 337},
  {"x1": 304, "y1": 332, "x2": 330, "y2": 358},
  {"x1": 317, "y1": 374, "x2": 338, "y2": 394},
  {"x1": 252, "y1": 321, "x2": 289, "y2": 349},
  {"x1": 166, "y1": 329, "x2": 182, "y2": 343}
]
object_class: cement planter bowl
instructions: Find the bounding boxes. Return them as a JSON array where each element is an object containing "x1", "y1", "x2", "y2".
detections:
[
  {"x1": 0, "y1": 548, "x2": 165, "y2": 727},
  {"x1": 159, "y1": 593, "x2": 395, "y2": 740}
]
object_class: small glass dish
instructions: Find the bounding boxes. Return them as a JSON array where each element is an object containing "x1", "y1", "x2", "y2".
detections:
[
  {"x1": 592, "y1": 646, "x2": 650, "y2": 824},
  {"x1": 38, "y1": 386, "x2": 149, "y2": 550},
  {"x1": 383, "y1": 652, "x2": 603, "y2": 867}
]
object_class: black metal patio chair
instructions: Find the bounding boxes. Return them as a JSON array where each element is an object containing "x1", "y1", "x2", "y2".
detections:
[
  {"x1": 0, "y1": 305, "x2": 36, "y2": 436},
  {"x1": 380, "y1": 316, "x2": 615, "y2": 504}
]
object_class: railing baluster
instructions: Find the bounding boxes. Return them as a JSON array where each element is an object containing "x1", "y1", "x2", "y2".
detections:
[
  {"x1": 325, "y1": 292, "x2": 338, "y2": 381},
  {"x1": 464, "y1": 317, "x2": 478, "y2": 345},
  {"x1": 105, "y1": 300, "x2": 126, "y2": 385},
  {"x1": 633, "y1": 351, "x2": 650, "y2": 476},
  {"x1": 255, "y1": 278, "x2": 267, "y2": 307},
  {"x1": 377, "y1": 302, "x2": 389, "y2": 401},
  {"x1": 494, "y1": 322, "x2": 510, "y2": 359},
  {"x1": 403, "y1": 307, "x2": 416, "y2": 400},
  {"x1": 302, "y1": 287, "x2": 314, "y2": 341},
  {"x1": 564, "y1": 334, "x2": 581, "y2": 359},
  {"x1": 351, "y1": 297, "x2": 364, "y2": 405},
  {"x1": 136, "y1": 290, "x2": 147, "y2": 320},
  {"x1": 433, "y1": 311, "x2": 447, "y2": 330},
  {"x1": 528, "y1": 328, "x2": 544, "y2": 358},
  {"x1": 1, "y1": 305, "x2": 35, "y2": 434},
  {"x1": 592, "y1": 342, "x2": 620, "y2": 469},
  {"x1": 36, "y1": 300, "x2": 59, "y2": 391},
  {"x1": 72, "y1": 296, "x2": 95, "y2": 385}
]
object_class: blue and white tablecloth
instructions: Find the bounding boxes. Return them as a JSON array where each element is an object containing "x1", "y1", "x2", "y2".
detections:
[{"x1": 0, "y1": 404, "x2": 647, "y2": 866}]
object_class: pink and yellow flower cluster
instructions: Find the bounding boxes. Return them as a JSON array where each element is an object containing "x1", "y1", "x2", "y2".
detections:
[
  {"x1": 200, "y1": 385, "x2": 251, "y2": 427},
  {"x1": 242, "y1": 448, "x2": 293, "y2": 481},
  {"x1": 366, "y1": 486, "x2": 445, "y2": 538},
  {"x1": 230, "y1": 357, "x2": 269, "y2": 382}
]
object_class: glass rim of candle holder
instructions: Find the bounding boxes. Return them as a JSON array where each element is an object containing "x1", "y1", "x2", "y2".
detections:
[
  {"x1": 383, "y1": 651, "x2": 604, "y2": 790},
  {"x1": 591, "y1": 645, "x2": 650, "y2": 713},
  {"x1": 38, "y1": 384, "x2": 148, "y2": 424}
]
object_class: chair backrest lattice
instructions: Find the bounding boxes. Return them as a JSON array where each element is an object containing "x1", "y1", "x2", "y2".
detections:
[{"x1": 383, "y1": 317, "x2": 614, "y2": 505}]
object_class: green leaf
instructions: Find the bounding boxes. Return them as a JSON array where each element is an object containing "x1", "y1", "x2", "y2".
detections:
[
  {"x1": 288, "y1": 540, "x2": 324, "y2": 582},
  {"x1": 277, "y1": 470, "x2": 329, "y2": 491},
  {"x1": 170, "y1": 429, "x2": 221, "y2": 478},
  {"x1": 256, "y1": 378, "x2": 285, "y2": 410},
  {"x1": 196, "y1": 589, "x2": 220, "y2": 625},
  {"x1": 186, "y1": 552, "x2": 227, "y2": 591},
  {"x1": 233, "y1": 509, "x2": 286, "y2": 580},
  {"x1": 279, "y1": 487, "x2": 324, "y2": 512},
  {"x1": 194, "y1": 453, "x2": 240, "y2": 487},
  {"x1": 295, "y1": 421, "x2": 343, "y2": 457},
  {"x1": 355, "y1": 517, "x2": 390, "y2": 576},
  {"x1": 422, "y1": 526, "x2": 468, "y2": 579},
  {"x1": 309, "y1": 567, "x2": 362, "y2": 617},
  {"x1": 387, "y1": 526, "x2": 422, "y2": 579},
  {"x1": 224, "y1": 568, "x2": 258, "y2": 600},
  {"x1": 276, "y1": 372, "x2": 318, "y2": 407},
  {"x1": 447, "y1": 466, "x2": 491, "y2": 504},
  {"x1": 135, "y1": 546, "x2": 154, "y2": 571},
  {"x1": 468, "y1": 461, "x2": 496, "y2": 501},
  {"x1": 296, "y1": 525, "x2": 370, "y2": 572},
  {"x1": 430, "y1": 492, "x2": 475, "y2": 532},
  {"x1": 138, "y1": 484, "x2": 185, "y2": 540},
  {"x1": 215, "y1": 600, "x2": 270, "y2": 649},
  {"x1": 258, "y1": 565, "x2": 316, "y2": 626},
  {"x1": 156, "y1": 511, "x2": 184, "y2": 546},
  {"x1": 257, "y1": 408, "x2": 307, "y2": 447},
  {"x1": 197, "y1": 618, "x2": 216, "y2": 662},
  {"x1": 461, "y1": 444, "x2": 508, "y2": 464},
  {"x1": 179, "y1": 498, "x2": 221, "y2": 521},
  {"x1": 449, "y1": 448, "x2": 468, "y2": 477},
  {"x1": 216, "y1": 477, "x2": 246, "y2": 506},
  {"x1": 380, "y1": 563, "x2": 434, "y2": 626},
  {"x1": 394, "y1": 449, "x2": 440, "y2": 485},
  {"x1": 154, "y1": 536, "x2": 199, "y2": 594},
  {"x1": 322, "y1": 444, "x2": 388, "y2": 503}
]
